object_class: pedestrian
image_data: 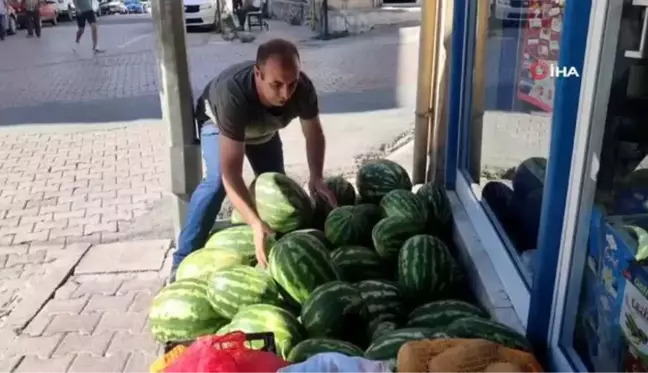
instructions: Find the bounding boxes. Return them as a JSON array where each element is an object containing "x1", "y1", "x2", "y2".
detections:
[
  {"x1": 169, "y1": 38, "x2": 338, "y2": 282},
  {"x1": 73, "y1": 0, "x2": 103, "y2": 53},
  {"x1": 0, "y1": 0, "x2": 7, "y2": 40},
  {"x1": 23, "y1": 0, "x2": 40, "y2": 38}
]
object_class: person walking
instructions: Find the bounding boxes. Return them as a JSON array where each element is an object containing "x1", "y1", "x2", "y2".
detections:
[
  {"x1": 169, "y1": 38, "x2": 337, "y2": 282},
  {"x1": 0, "y1": 0, "x2": 7, "y2": 40},
  {"x1": 73, "y1": 0, "x2": 103, "y2": 53},
  {"x1": 23, "y1": 0, "x2": 40, "y2": 38}
]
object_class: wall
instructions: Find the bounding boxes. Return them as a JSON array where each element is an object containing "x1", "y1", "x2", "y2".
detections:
[{"x1": 271, "y1": 0, "x2": 309, "y2": 24}]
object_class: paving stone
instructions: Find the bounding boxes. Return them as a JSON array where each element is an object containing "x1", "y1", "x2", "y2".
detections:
[
  {"x1": 117, "y1": 278, "x2": 164, "y2": 295},
  {"x1": 124, "y1": 351, "x2": 158, "y2": 373},
  {"x1": 4, "y1": 334, "x2": 65, "y2": 359},
  {"x1": 52, "y1": 332, "x2": 113, "y2": 358},
  {"x1": 13, "y1": 354, "x2": 75, "y2": 373},
  {"x1": 45, "y1": 313, "x2": 102, "y2": 336},
  {"x1": 84, "y1": 294, "x2": 134, "y2": 313},
  {"x1": 75, "y1": 240, "x2": 171, "y2": 274},
  {"x1": 128, "y1": 292, "x2": 154, "y2": 313},
  {"x1": 106, "y1": 332, "x2": 157, "y2": 355},
  {"x1": 21, "y1": 312, "x2": 52, "y2": 337},
  {"x1": 72, "y1": 280, "x2": 122, "y2": 298},
  {"x1": 68, "y1": 352, "x2": 130, "y2": 373},
  {"x1": 42, "y1": 297, "x2": 89, "y2": 315},
  {"x1": 94, "y1": 312, "x2": 148, "y2": 334},
  {"x1": 0, "y1": 356, "x2": 23, "y2": 372}
]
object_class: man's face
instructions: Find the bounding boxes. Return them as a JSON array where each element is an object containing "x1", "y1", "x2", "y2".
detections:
[{"x1": 255, "y1": 56, "x2": 300, "y2": 107}]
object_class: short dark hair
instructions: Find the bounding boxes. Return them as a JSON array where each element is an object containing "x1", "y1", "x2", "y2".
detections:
[{"x1": 256, "y1": 39, "x2": 300, "y2": 68}]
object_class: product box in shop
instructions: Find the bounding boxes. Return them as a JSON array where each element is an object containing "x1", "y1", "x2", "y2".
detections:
[{"x1": 586, "y1": 212, "x2": 648, "y2": 372}]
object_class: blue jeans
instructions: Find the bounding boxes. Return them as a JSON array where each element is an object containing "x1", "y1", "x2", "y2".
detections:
[{"x1": 173, "y1": 124, "x2": 285, "y2": 268}]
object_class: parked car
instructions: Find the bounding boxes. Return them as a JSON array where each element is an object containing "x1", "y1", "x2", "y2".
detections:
[
  {"x1": 54, "y1": 0, "x2": 75, "y2": 21},
  {"x1": 2, "y1": 3, "x2": 18, "y2": 35},
  {"x1": 12, "y1": 0, "x2": 59, "y2": 27},
  {"x1": 100, "y1": 0, "x2": 127, "y2": 14},
  {"x1": 92, "y1": 0, "x2": 101, "y2": 16},
  {"x1": 183, "y1": 0, "x2": 219, "y2": 29},
  {"x1": 124, "y1": 0, "x2": 143, "y2": 13}
]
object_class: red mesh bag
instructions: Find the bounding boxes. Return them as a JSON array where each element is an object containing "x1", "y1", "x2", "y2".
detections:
[{"x1": 163, "y1": 332, "x2": 290, "y2": 373}]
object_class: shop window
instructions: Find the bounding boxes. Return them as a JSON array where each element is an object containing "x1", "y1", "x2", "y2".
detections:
[
  {"x1": 555, "y1": 3, "x2": 648, "y2": 371},
  {"x1": 459, "y1": 0, "x2": 566, "y2": 286}
]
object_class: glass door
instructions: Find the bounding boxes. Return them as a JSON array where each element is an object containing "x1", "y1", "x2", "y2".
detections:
[{"x1": 549, "y1": 0, "x2": 648, "y2": 371}]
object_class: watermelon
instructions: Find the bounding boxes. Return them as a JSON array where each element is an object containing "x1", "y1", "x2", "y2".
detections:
[
  {"x1": 224, "y1": 304, "x2": 305, "y2": 359},
  {"x1": 269, "y1": 232, "x2": 339, "y2": 305},
  {"x1": 206, "y1": 265, "x2": 283, "y2": 319},
  {"x1": 176, "y1": 249, "x2": 252, "y2": 281},
  {"x1": 416, "y1": 182, "x2": 453, "y2": 232},
  {"x1": 379, "y1": 190, "x2": 428, "y2": 224},
  {"x1": 301, "y1": 281, "x2": 369, "y2": 347},
  {"x1": 324, "y1": 206, "x2": 374, "y2": 246},
  {"x1": 231, "y1": 173, "x2": 313, "y2": 233},
  {"x1": 397, "y1": 235, "x2": 453, "y2": 300},
  {"x1": 287, "y1": 338, "x2": 364, "y2": 363},
  {"x1": 372, "y1": 216, "x2": 424, "y2": 261},
  {"x1": 368, "y1": 318, "x2": 399, "y2": 341},
  {"x1": 281, "y1": 228, "x2": 333, "y2": 250},
  {"x1": 356, "y1": 159, "x2": 412, "y2": 204},
  {"x1": 330, "y1": 246, "x2": 384, "y2": 282},
  {"x1": 355, "y1": 203, "x2": 383, "y2": 226},
  {"x1": 203, "y1": 225, "x2": 270, "y2": 261},
  {"x1": 364, "y1": 327, "x2": 441, "y2": 360},
  {"x1": 445, "y1": 317, "x2": 532, "y2": 352},
  {"x1": 407, "y1": 300, "x2": 488, "y2": 329},
  {"x1": 356, "y1": 280, "x2": 404, "y2": 321},
  {"x1": 310, "y1": 176, "x2": 358, "y2": 220},
  {"x1": 149, "y1": 279, "x2": 227, "y2": 343}
]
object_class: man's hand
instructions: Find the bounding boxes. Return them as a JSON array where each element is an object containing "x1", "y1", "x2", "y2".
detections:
[
  {"x1": 252, "y1": 220, "x2": 274, "y2": 268},
  {"x1": 308, "y1": 177, "x2": 338, "y2": 208}
]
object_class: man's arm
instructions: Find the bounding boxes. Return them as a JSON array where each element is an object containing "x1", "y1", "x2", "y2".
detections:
[
  {"x1": 219, "y1": 136, "x2": 263, "y2": 227},
  {"x1": 301, "y1": 116, "x2": 326, "y2": 179}
]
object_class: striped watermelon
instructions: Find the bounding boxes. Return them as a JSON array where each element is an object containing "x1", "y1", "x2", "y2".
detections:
[
  {"x1": 407, "y1": 300, "x2": 487, "y2": 329},
  {"x1": 356, "y1": 159, "x2": 413, "y2": 204},
  {"x1": 281, "y1": 228, "x2": 333, "y2": 250},
  {"x1": 445, "y1": 317, "x2": 532, "y2": 352},
  {"x1": 310, "y1": 176, "x2": 358, "y2": 225},
  {"x1": 368, "y1": 317, "x2": 399, "y2": 341},
  {"x1": 364, "y1": 327, "x2": 441, "y2": 360},
  {"x1": 356, "y1": 280, "x2": 405, "y2": 321},
  {"x1": 224, "y1": 304, "x2": 305, "y2": 359},
  {"x1": 330, "y1": 246, "x2": 384, "y2": 282},
  {"x1": 231, "y1": 173, "x2": 313, "y2": 233},
  {"x1": 415, "y1": 182, "x2": 453, "y2": 231},
  {"x1": 203, "y1": 225, "x2": 272, "y2": 261},
  {"x1": 397, "y1": 235, "x2": 453, "y2": 300},
  {"x1": 324, "y1": 206, "x2": 374, "y2": 246},
  {"x1": 269, "y1": 232, "x2": 339, "y2": 305},
  {"x1": 301, "y1": 281, "x2": 369, "y2": 347},
  {"x1": 380, "y1": 189, "x2": 428, "y2": 224},
  {"x1": 287, "y1": 338, "x2": 364, "y2": 363},
  {"x1": 206, "y1": 265, "x2": 283, "y2": 319},
  {"x1": 149, "y1": 279, "x2": 228, "y2": 343},
  {"x1": 176, "y1": 248, "x2": 252, "y2": 281},
  {"x1": 372, "y1": 216, "x2": 425, "y2": 261}
]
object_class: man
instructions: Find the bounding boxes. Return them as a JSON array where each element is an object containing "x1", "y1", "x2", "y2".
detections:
[
  {"x1": 0, "y1": 0, "x2": 7, "y2": 40},
  {"x1": 23, "y1": 0, "x2": 40, "y2": 38},
  {"x1": 235, "y1": 0, "x2": 261, "y2": 30},
  {"x1": 171, "y1": 38, "x2": 336, "y2": 281},
  {"x1": 73, "y1": 0, "x2": 102, "y2": 53}
]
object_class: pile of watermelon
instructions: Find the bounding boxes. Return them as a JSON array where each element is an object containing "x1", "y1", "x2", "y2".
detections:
[{"x1": 148, "y1": 159, "x2": 532, "y2": 362}]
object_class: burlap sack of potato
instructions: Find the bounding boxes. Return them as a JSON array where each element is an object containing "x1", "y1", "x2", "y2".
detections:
[{"x1": 396, "y1": 338, "x2": 543, "y2": 372}]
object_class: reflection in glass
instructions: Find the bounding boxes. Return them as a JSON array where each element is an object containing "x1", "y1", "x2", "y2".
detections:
[
  {"x1": 569, "y1": 3, "x2": 648, "y2": 371},
  {"x1": 462, "y1": 0, "x2": 566, "y2": 285}
]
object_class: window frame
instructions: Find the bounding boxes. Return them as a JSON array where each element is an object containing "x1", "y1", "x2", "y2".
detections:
[{"x1": 445, "y1": 0, "x2": 592, "y2": 358}]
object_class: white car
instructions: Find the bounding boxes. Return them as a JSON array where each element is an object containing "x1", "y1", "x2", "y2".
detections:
[
  {"x1": 489, "y1": 0, "x2": 532, "y2": 22},
  {"x1": 183, "y1": 0, "x2": 219, "y2": 28},
  {"x1": 54, "y1": 0, "x2": 75, "y2": 20}
]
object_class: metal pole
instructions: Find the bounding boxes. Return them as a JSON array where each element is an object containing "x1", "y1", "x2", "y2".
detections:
[
  {"x1": 322, "y1": 0, "x2": 329, "y2": 39},
  {"x1": 412, "y1": 0, "x2": 439, "y2": 184},
  {"x1": 151, "y1": 0, "x2": 203, "y2": 242}
]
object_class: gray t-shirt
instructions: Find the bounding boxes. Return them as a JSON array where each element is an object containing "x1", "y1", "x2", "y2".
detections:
[
  {"x1": 74, "y1": 0, "x2": 93, "y2": 13},
  {"x1": 195, "y1": 61, "x2": 319, "y2": 144}
]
